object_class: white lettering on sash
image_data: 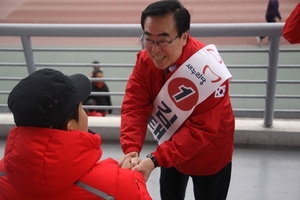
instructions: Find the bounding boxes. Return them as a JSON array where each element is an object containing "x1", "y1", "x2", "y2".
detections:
[{"x1": 148, "y1": 101, "x2": 178, "y2": 143}]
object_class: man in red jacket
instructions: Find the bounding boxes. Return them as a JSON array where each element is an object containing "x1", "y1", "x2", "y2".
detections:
[
  {"x1": 120, "y1": 0, "x2": 235, "y2": 200},
  {"x1": 0, "y1": 68, "x2": 151, "y2": 200}
]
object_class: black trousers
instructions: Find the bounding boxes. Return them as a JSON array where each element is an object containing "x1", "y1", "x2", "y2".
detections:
[
  {"x1": 259, "y1": 17, "x2": 276, "y2": 40},
  {"x1": 159, "y1": 162, "x2": 232, "y2": 200}
]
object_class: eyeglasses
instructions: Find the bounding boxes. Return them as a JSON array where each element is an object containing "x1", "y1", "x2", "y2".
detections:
[{"x1": 141, "y1": 34, "x2": 179, "y2": 47}]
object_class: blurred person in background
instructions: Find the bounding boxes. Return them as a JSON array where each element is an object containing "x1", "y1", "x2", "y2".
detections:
[
  {"x1": 89, "y1": 60, "x2": 102, "y2": 77},
  {"x1": 257, "y1": 0, "x2": 282, "y2": 45},
  {"x1": 84, "y1": 62, "x2": 113, "y2": 116}
]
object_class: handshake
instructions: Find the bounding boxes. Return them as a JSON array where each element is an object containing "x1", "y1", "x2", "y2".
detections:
[{"x1": 117, "y1": 152, "x2": 156, "y2": 182}]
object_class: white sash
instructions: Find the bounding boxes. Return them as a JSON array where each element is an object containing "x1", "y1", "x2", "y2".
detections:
[{"x1": 147, "y1": 44, "x2": 232, "y2": 144}]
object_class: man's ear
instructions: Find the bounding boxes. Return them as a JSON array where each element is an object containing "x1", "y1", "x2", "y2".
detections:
[
  {"x1": 183, "y1": 33, "x2": 187, "y2": 40},
  {"x1": 66, "y1": 119, "x2": 76, "y2": 131},
  {"x1": 182, "y1": 31, "x2": 189, "y2": 46}
]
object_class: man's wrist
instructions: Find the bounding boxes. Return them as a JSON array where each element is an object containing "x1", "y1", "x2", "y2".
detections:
[{"x1": 146, "y1": 153, "x2": 158, "y2": 168}]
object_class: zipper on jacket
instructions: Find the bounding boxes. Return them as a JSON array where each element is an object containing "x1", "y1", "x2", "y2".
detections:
[{"x1": 135, "y1": 179, "x2": 140, "y2": 190}]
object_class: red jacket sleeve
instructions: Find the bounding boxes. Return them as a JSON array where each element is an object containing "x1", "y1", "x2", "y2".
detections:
[
  {"x1": 115, "y1": 167, "x2": 152, "y2": 200},
  {"x1": 0, "y1": 158, "x2": 4, "y2": 173},
  {"x1": 80, "y1": 158, "x2": 152, "y2": 200},
  {"x1": 120, "y1": 52, "x2": 163, "y2": 154},
  {"x1": 283, "y1": 3, "x2": 300, "y2": 44}
]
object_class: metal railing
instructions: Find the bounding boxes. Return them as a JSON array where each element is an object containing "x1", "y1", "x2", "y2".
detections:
[{"x1": 0, "y1": 23, "x2": 299, "y2": 127}]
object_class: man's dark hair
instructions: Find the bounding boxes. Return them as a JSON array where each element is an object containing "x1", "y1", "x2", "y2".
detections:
[
  {"x1": 141, "y1": 0, "x2": 190, "y2": 37},
  {"x1": 55, "y1": 104, "x2": 80, "y2": 130}
]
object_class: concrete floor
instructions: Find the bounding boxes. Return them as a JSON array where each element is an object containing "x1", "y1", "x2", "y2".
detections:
[{"x1": 1, "y1": 140, "x2": 300, "y2": 200}]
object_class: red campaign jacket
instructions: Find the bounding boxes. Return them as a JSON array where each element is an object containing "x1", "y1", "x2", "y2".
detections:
[
  {"x1": 0, "y1": 127, "x2": 152, "y2": 200},
  {"x1": 282, "y1": 3, "x2": 300, "y2": 44},
  {"x1": 121, "y1": 36, "x2": 235, "y2": 175}
]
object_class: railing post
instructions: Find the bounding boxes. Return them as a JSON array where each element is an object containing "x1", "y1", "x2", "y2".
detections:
[
  {"x1": 264, "y1": 35, "x2": 280, "y2": 127},
  {"x1": 21, "y1": 36, "x2": 36, "y2": 74}
]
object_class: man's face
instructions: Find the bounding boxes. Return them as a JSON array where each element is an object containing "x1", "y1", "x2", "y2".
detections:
[{"x1": 143, "y1": 13, "x2": 188, "y2": 70}]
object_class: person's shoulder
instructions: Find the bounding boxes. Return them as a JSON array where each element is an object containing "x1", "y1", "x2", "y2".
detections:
[
  {"x1": 189, "y1": 36, "x2": 206, "y2": 48},
  {"x1": 137, "y1": 49, "x2": 151, "y2": 62},
  {"x1": 83, "y1": 158, "x2": 119, "y2": 178},
  {"x1": 181, "y1": 36, "x2": 206, "y2": 57},
  {"x1": 103, "y1": 82, "x2": 109, "y2": 88},
  {"x1": 136, "y1": 49, "x2": 155, "y2": 72}
]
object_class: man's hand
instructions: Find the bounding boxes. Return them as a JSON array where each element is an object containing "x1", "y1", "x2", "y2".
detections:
[
  {"x1": 132, "y1": 158, "x2": 155, "y2": 181},
  {"x1": 118, "y1": 151, "x2": 139, "y2": 169}
]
